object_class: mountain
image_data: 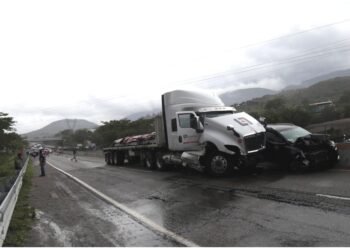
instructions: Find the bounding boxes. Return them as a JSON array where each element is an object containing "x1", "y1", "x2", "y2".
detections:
[
  {"x1": 219, "y1": 88, "x2": 277, "y2": 106},
  {"x1": 239, "y1": 76, "x2": 350, "y2": 112},
  {"x1": 284, "y1": 68, "x2": 350, "y2": 90},
  {"x1": 125, "y1": 108, "x2": 161, "y2": 121},
  {"x1": 23, "y1": 119, "x2": 98, "y2": 139}
]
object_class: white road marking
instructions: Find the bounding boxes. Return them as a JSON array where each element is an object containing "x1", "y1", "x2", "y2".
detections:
[
  {"x1": 316, "y1": 194, "x2": 350, "y2": 201},
  {"x1": 47, "y1": 160, "x2": 199, "y2": 247}
]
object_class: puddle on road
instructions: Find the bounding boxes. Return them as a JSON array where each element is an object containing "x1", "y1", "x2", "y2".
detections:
[{"x1": 129, "y1": 183, "x2": 241, "y2": 232}]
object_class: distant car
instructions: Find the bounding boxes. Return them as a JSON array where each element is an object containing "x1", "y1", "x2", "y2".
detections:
[
  {"x1": 30, "y1": 148, "x2": 39, "y2": 157},
  {"x1": 264, "y1": 123, "x2": 339, "y2": 170}
]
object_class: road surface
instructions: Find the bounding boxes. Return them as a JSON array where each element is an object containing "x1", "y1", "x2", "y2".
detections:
[{"x1": 27, "y1": 153, "x2": 350, "y2": 246}]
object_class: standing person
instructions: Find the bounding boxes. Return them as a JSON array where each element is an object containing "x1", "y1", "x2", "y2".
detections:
[
  {"x1": 14, "y1": 152, "x2": 23, "y2": 171},
  {"x1": 39, "y1": 149, "x2": 46, "y2": 177},
  {"x1": 71, "y1": 148, "x2": 78, "y2": 162}
]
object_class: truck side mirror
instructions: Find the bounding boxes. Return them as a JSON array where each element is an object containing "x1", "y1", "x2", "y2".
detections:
[
  {"x1": 259, "y1": 117, "x2": 267, "y2": 127},
  {"x1": 191, "y1": 115, "x2": 203, "y2": 133},
  {"x1": 190, "y1": 115, "x2": 197, "y2": 129},
  {"x1": 196, "y1": 118, "x2": 204, "y2": 133}
]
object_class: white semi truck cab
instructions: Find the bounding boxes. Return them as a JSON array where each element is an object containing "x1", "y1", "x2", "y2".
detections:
[
  {"x1": 161, "y1": 90, "x2": 266, "y2": 175},
  {"x1": 104, "y1": 89, "x2": 266, "y2": 176}
]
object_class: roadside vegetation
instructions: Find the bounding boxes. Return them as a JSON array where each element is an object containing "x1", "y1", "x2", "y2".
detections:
[
  {"x1": 0, "y1": 154, "x2": 20, "y2": 223},
  {"x1": 0, "y1": 112, "x2": 27, "y2": 189},
  {"x1": 235, "y1": 77, "x2": 350, "y2": 140},
  {"x1": 0, "y1": 111, "x2": 31, "y2": 246},
  {"x1": 0, "y1": 153, "x2": 16, "y2": 184},
  {"x1": 3, "y1": 160, "x2": 34, "y2": 247}
]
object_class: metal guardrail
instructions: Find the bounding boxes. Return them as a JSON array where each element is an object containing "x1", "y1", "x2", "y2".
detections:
[{"x1": 0, "y1": 157, "x2": 29, "y2": 246}]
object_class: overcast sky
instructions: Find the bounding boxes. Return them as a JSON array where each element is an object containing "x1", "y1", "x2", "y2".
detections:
[{"x1": 1, "y1": 0, "x2": 350, "y2": 134}]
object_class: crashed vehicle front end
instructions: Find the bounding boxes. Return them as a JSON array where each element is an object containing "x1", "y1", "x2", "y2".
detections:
[
  {"x1": 293, "y1": 134, "x2": 340, "y2": 168},
  {"x1": 265, "y1": 124, "x2": 340, "y2": 170}
]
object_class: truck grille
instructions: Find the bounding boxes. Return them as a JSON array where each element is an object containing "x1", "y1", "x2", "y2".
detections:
[{"x1": 244, "y1": 133, "x2": 265, "y2": 153}]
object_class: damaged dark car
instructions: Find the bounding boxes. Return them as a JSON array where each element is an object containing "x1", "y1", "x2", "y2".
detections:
[{"x1": 264, "y1": 123, "x2": 340, "y2": 171}]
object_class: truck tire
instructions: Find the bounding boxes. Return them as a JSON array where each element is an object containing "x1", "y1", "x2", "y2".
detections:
[
  {"x1": 205, "y1": 151, "x2": 232, "y2": 177},
  {"x1": 144, "y1": 151, "x2": 155, "y2": 169},
  {"x1": 116, "y1": 152, "x2": 125, "y2": 165},
  {"x1": 111, "y1": 152, "x2": 116, "y2": 165},
  {"x1": 106, "y1": 153, "x2": 112, "y2": 165},
  {"x1": 155, "y1": 152, "x2": 167, "y2": 171}
]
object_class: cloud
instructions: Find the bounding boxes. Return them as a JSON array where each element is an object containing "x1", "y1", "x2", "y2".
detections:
[{"x1": 186, "y1": 25, "x2": 350, "y2": 92}]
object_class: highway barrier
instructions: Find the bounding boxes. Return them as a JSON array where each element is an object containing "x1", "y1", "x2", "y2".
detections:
[{"x1": 0, "y1": 157, "x2": 29, "y2": 246}]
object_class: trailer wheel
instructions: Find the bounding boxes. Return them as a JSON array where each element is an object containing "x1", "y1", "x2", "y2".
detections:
[
  {"x1": 206, "y1": 151, "x2": 232, "y2": 177},
  {"x1": 105, "y1": 153, "x2": 108, "y2": 164},
  {"x1": 155, "y1": 152, "x2": 167, "y2": 171},
  {"x1": 106, "y1": 153, "x2": 112, "y2": 165},
  {"x1": 144, "y1": 151, "x2": 155, "y2": 169},
  {"x1": 111, "y1": 152, "x2": 116, "y2": 165}
]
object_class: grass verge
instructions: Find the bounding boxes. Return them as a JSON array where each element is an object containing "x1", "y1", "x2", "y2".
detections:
[
  {"x1": 0, "y1": 154, "x2": 16, "y2": 186},
  {"x1": 3, "y1": 159, "x2": 34, "y2": 247}
]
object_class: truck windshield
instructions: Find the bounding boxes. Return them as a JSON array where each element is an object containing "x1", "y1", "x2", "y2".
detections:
[
  {"x1": 279, "y1": 126, "x2": 311, "y2": 143},
  {"x1": 201, "y1": 111, "x2": 234, "y2": 118}
]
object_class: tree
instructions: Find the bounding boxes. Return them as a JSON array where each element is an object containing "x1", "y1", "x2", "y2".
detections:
[
  {"x1": 0, "y1": 112, "x2": 15, "y2": 132},
  {"x1": 0, "y1": 112, "x2": 25, "y2": 152},
  {"x1": 72, "y1": 129, "x2": 94, "y2": 145},
  {"x1": 93, "y1": 118, "x2": 154, "y2": 147},
  {"x1": 264, "y1": 98, "x2": 286, "y2": 112},
  {"x1": 263, "y1": 106, "x2": 313, "y2": 127},
  {"x1": 56, "y1": 129, "x2": 75, "y2": 147},
  {"x1": 337, "y1": 91, "x2": 350, "y2": 105}
]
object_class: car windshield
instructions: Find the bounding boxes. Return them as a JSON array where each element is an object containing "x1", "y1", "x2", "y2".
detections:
[{"x1": 278, "y1": 126, "x2": 311, "y2": 143}]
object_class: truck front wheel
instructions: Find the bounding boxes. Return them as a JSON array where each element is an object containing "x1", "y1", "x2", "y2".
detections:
[{"x1": 205, "y1": 152, "x2": 232, "y2": 177}]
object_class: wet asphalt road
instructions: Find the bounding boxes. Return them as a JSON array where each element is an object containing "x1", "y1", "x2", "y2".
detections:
[
  {"x1": 26, "y1": 157, "x2": 180, "y2": 247},
  {"x1": 45, "y1": 153, "x2": 350, "y2": 247}
]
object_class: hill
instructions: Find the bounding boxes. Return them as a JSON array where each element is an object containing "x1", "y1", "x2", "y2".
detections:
[
  {"x1": 239, "y1": 76, "x2": 350, "y2": 112},
  {"x1": 23, "y1": 119, "x2": 98, "y2": 139},
  {"x1": 125, "y1": 108, "x2": 161, "y2": 121},
  {"x1": 219, "y1": 88, "x2": 276, "y2": 105},
  {"x1": 284, "y1": 68, "x2": 350, "y2": 90}
]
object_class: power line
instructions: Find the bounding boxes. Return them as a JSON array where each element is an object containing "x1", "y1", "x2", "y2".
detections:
[
  {"x1": 229, "y1": 18, "x2": 350, "y2": 51},
  {"x1": 175, "y1": 38, "x2": 350, "y2": 86},
  {"x1": 173, "y1": 18, "x2": 350, "y2": 65}
]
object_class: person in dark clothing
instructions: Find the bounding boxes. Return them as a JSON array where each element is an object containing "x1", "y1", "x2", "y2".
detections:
[
  {"x1": 39, "y1": 149, "x2": 46, "y2": 177},
  {"x1": 14, "y1": 152, "x2": 23, "y2": 171},
  {"x1": 71, "y1": 149, "x2": 77, "y2": 162}
]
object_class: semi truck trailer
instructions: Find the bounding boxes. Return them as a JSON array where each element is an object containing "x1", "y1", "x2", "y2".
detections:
[{"x1": 104, "y1": 89, "x2": 266, "y2": 176}]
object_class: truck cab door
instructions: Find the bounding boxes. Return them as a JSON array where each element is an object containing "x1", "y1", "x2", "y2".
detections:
[{"x1": 175, "y1": 111, "x2": 202, "y2": 151}]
